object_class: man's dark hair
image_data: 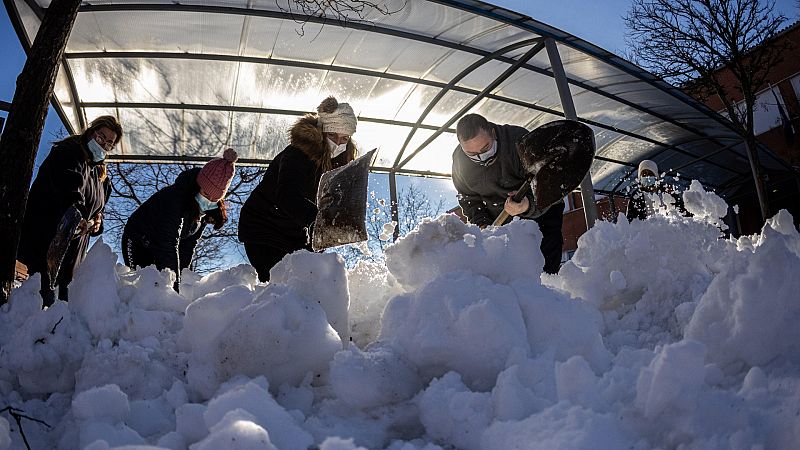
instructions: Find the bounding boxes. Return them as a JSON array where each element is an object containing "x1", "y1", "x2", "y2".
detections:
[{"x1": 456, "y1": 114, "x2": 491, "y2": 141}]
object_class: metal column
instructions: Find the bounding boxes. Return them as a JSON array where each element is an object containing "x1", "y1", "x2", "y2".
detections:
[
  {"x1": 389, "y1": 171, "x2": 400, "y2": 241},
  {"x1": 545, "y1": 38, "x2": 598, "y2": 229}
]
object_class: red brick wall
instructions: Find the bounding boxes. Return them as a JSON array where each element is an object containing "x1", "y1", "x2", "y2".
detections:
[
  {"x1": 695, "y1": 23, "x2": 800, "y2": 168},
  {"x1": 562, "y1": 196, "x2": 629, "y2": 252}
]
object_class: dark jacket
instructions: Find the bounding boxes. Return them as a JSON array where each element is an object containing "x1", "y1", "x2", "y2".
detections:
[
  {"x1": 452, "y1": 123, "x2": 551, "y2": 226},
  {"x1": 626, "y1": 180, "x2": 686, "y2": 221},
  {"x1": 18, "y1": 137, "x2": 111, "y2": 283},
  {"x1": 238, "y1": 115, "x2": 345, "y2": 253},
  {"x1": 124, "y1": 168, "x2": 207, "y2": 279}
]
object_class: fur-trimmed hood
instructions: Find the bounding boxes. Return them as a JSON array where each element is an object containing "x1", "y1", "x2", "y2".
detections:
[
  {"x1": 289, "y1": 114, "x2": 325, "y2": 158},
  {"x1": 288, "y1": 113, "x2": 356, "y2": 171}
]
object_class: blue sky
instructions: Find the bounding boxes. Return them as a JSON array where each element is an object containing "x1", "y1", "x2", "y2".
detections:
[{"x1": 1, "y1": 0, "x2": 798, "y2": 178}]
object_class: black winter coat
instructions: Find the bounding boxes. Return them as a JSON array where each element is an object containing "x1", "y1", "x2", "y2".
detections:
[
  {"x1": 18, "y1": 137, "x2": 111, "y2": 284},
  {"x1": 452, "y1": 123, "x2": 559, "y2": 226},
  {"x1": 124, "y1": 168, "x2": 207, "y2": 280},
  {"x1": 626, "y1": 180, "x2": 686, "y2": 221},
  {"x1": 238, "y1": 146, "x2": 322, "y2": 253}
]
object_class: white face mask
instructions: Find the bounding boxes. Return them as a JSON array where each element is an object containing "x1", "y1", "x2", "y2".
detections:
[
  {"x1": 466, "y1": 139, "x2": 497, "y2": 165},
  {"x1": 327, "y1": 137, "x2": 348, "y2": 158},
  {"x1": 640, "y1": 176, "x2": 658, "y2": 188},
  {"x1": 87, "y1": 139, "x2": 107, "y2": 162},
  {"x1": 195, "y1": 193, "x2": 217, "y2": 212}
]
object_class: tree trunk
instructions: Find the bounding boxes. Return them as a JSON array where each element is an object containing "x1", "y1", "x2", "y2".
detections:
[
  {"x1": 0, "y1": 0, "x2": 82, "y2": 304},
  {"x1": 743, "y1": 133, "x2": 770, "y2": 222}
]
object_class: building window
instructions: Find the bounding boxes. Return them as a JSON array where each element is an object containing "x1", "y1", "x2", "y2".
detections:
[
  {"x1": 752, "y1": 86, "x2": 787, "y2": 135},
  {"x1": 792, "y1": 74, "x2": 800, "y2": 102},
  {"x1": 720, "y1": 85, "x2": 788, "y2": 135}
]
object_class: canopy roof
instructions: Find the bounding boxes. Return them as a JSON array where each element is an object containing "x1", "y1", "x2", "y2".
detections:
[{"x1": 6, "y1": 0, "x2": 791, "y2": 196}]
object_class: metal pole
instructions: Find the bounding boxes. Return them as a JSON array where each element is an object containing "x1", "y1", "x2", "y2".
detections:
[
  {"x1": 608, "y1": 194, "x2": 617, "y2": 222},
  {"x1": 742, "y1": 138, "x2": 769, "y2": 221},
  {"x1": 545, "y1": 38, "x2": 598, "y2": 229},
  {"x1": 389, "y1": 171, "x2": 400, "y2": 242}
]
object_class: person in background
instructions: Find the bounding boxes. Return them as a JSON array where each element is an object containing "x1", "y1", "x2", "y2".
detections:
[
  {"x1": 626, "y1": 159, "x2": 685, "y2": 221},
  {"x1": 17, "y1": 115, "x2": 122, "y2": 306},
  {"x1": 451, "y1": 113, "x2": 564, "y2": 274},
  {"x1": 238, "y1": 96, "x2": 358, "y2": 282},
  {"x1": 122, "y1": 149, "x2": 237, "y2": 291}
]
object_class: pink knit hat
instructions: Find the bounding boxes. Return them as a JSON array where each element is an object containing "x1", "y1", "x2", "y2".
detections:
[{"x1": 197, "y1": 148, "x2": 238, "y2": 202}]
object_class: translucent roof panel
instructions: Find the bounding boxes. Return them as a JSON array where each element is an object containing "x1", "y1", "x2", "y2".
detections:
[{"x1": 8, "y1": 0, "x2": 790, "y2": 191}]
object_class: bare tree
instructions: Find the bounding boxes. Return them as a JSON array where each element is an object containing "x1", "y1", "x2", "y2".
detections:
[
  {"x1": 0, "y1": 0, "x2": 81, "y2": 303},
  {"x1": 624, "y1": 0, "x2": 788, "y2": 221},
  {"x1": 279, "y1": 0, "x2": 408, "y2": 35}
]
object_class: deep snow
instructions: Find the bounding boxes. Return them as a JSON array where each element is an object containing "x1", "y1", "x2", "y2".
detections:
[{"x1": 1, "y1": 181, "x2": 799, "y2": 450}]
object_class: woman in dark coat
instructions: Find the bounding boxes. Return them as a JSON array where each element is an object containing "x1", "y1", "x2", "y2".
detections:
[
  {"x1": 18, "y1": 115, "x2": 122, "y2": 306},
  {"x1": 122, "y1": 149, "x2": 237, "y2": 291},
  {"x1": 239, "y1": 96, "x2": 358, "y2": 282}
]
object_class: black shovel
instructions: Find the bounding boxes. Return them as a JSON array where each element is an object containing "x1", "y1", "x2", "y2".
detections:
[
  {"x1": 492, "y1": 120, "x2": 596, "y2": 226},
  {"x1": 46, "y1": 206, "x2": 91, "y2": 291},
  {"x1": 312, "y1": 149, "x2": 377, "y2": 251}
]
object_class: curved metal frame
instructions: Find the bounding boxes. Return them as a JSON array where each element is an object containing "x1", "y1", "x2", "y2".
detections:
[{"x1": 4, "y1": 0, "x2": 792, "y2": 223}]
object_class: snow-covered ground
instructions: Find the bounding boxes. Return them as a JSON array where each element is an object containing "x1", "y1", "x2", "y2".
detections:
[{"x1": 1, "y1": 181, "x2": 799, "y2": 450}]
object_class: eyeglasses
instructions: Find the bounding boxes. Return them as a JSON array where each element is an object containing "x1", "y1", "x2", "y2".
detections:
[{"x1": 93, "y1": 131, "x2": 116, "y2": 151}]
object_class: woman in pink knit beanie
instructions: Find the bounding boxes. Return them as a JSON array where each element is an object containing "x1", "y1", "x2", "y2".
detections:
[{"x1": 122, "y1": 148, "x2": 238, "y2": 291}]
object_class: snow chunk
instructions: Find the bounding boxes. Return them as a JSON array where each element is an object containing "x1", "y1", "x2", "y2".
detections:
[
  {"x1": 329, "y1": 342, "x2": 423, "y2": 409},
  {"x1": 72, "y1": 384, "x2": 130, "y2": 423},
  {"x1": 385, "y1": 215, "x2": 544, "y2": 290},
  {"x1": 686, "y1": 210, "x2": 800, "y2": 372},
  {"x1": 682, "y1": 180, "x2": 728, "y2": 227},
  {"x1": 203, "y1": 379, "x2": 313, "y2": 450},
  {"x1": 70, "y1": 241, "x2": 124, "y2": 339},
  {"x1": 192, "y1": 409, "x2": 276, "y2": 450},
  {"x1": 0, "y1": 416, "x2": 10, "y2": 450},
  {"x1": 417, "y1": 372, "x2": 492, "y2": 450},
  {"x1": 635, "y1": 340, "x2": 707, "y2": 419},
  {"x1": 271, "y1": 250, "x2": 350, "y2": 343},
  {"x1": 1, "y1": 302, "x2": 91, "y2": 393},
  {"x1": 380, "y1": 272, "x2": 529, "y2": 390}
]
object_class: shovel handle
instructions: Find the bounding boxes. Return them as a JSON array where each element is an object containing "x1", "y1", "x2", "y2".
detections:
[{"x1": 491, "y1": 176, "x2": 533, "y2": 227}]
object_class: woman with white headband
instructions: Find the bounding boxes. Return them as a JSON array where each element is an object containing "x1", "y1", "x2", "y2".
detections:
[{"x1": 238, "y1": 96, "x2": 358, "y2": 282}]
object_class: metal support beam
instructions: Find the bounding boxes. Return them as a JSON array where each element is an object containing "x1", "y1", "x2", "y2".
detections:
[
  {"x1": 545, "y1": 37, "x2": 598, "y2": 229},
  {"x1": 398, "y1": 41, "x2": 545, "y2": 168},
  {"x1": 392, "y1": 38, "x2": 541, "y2": 169},
  {"x1": 389, "y1": 171, "x2": 400, "y2": 242},
  {"x1": 68, "y1": 53, "x2": 742, "y2": 176},
  {"x1": 742, "y1": 138, "x2": 769, "y2": 221}
]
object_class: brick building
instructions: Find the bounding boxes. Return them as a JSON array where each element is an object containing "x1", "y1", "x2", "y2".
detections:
[
  {"x1": 561, "y1": 21, "x2": 800, "y2": 258},
  {"x1": 688, "y1": 21, "x2": 800, "y2": 234}
]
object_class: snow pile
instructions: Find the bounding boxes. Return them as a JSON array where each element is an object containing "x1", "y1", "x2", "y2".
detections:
[{"x1": 1, "y1": 182, "x2": 799, "y2": 449}]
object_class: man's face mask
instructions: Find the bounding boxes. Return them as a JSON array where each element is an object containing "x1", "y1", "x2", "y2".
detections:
[
  {"x1": 467, "y1": 139, "x2": 498, "y2": 166},
  {"x1": 87, "y1": 139, "x2": 107, "y2": 162},
  {"x1": 195, "y1": 193, "x2": 217, "y2": 212},
  {"x1": 640, "y1": 175, "x2": 658, "y2": 189},
  {"x1": 327, "y1": 137, "x2": 348, "y2": 158}
]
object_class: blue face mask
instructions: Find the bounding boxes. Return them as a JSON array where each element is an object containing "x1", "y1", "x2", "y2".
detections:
[
  {"x1": 87, "y1": 139, "x2": 107, "y2": 162},
  {"x1": 640, "y1": 176, "x2": 657, "y2": 188},
  {"x1": 195, "y1": 193, "x2": 217, "y2": 212}
]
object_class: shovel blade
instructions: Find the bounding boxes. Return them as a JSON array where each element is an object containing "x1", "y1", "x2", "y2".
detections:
[
  {"x1": 312, "y1": 149, "x2": 377, "y2": 251},
  {"x1": 46, "y1": 206, "x2": 83, "y2": 291},
  {"x1": 517, "y1": 120, "x2": 596, "y2": 212}
]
